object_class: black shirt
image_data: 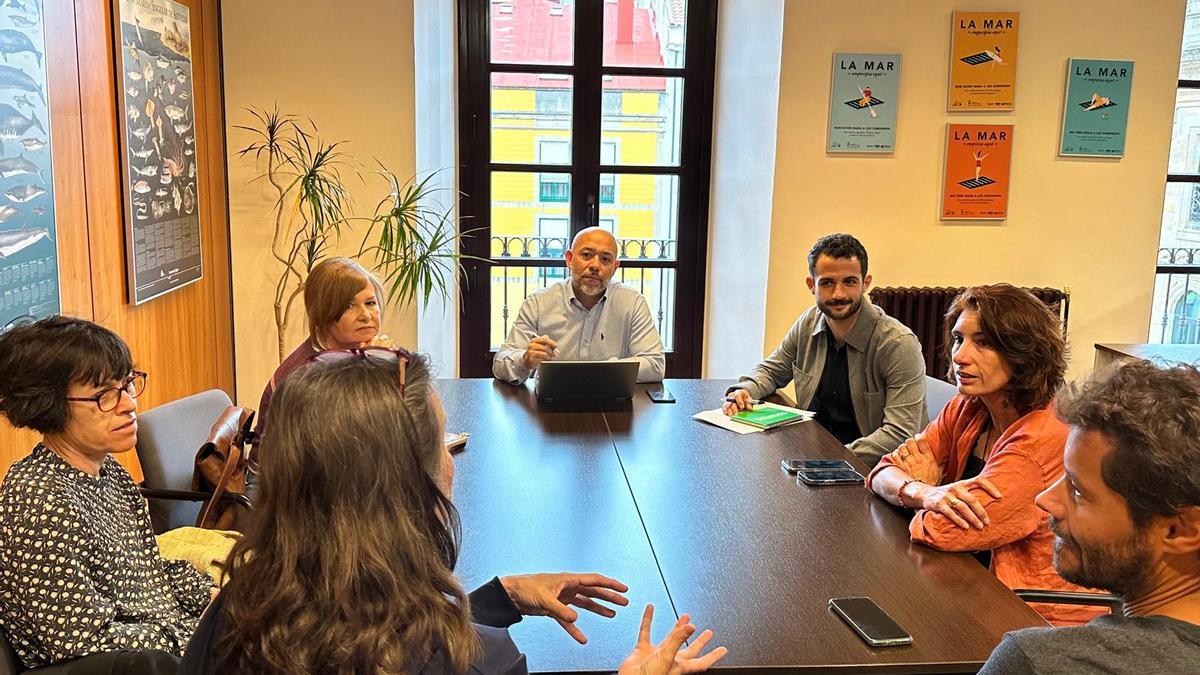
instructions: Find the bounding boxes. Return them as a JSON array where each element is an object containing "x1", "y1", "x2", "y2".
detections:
[{"x1": 811, "y1": 338, "x2": 859, "y2": 444}]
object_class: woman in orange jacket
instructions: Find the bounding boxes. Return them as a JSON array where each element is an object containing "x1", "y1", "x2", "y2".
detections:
[{"x1": 867, "y1": 284, "x2": 1104, "y2": 626}]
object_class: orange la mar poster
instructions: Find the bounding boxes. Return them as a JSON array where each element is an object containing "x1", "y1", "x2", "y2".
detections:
[
  {"x1": 941, "y1": 124, "x2": 1013, "y2": 221},
  {"x1": 948, "y1": 11, "x2": 1019, "y2": 111}
]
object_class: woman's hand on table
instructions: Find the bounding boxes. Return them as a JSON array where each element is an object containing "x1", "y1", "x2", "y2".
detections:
[{"x1": 892, "y1": 434, "x2": 943, "y2": 485}]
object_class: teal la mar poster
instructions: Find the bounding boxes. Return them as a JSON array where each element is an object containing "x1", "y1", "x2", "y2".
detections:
[
  {"x1": 827, "y1": 53, "x2": 902, "y2": 154},
  {"x1": 1060, "y1": 58, "x2": 1134, "y2": 157}
]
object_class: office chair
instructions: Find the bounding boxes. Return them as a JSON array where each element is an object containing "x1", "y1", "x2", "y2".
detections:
[
  {"x1": 924, "y1": 374, "x2": 958, "y2": 421},
  {"x1": 1014, "y1": 589, "x2": 1124, "y2": 615},
  {"x1": 135, "y1": 389, "x2": 251, "y2": 533},
  {"x1": 0, "y1": 626, "x2": 177, "y2": 675}
]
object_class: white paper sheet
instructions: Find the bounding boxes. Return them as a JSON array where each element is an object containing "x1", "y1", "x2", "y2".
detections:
[
  {"x1": 692, "y1": 403, "x2": 816, "y2": 435},
  {"x1": 692, "y1": 408, "x2": 762, "y2": 434}
]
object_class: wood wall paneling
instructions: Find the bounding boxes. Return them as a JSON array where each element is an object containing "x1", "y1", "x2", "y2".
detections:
[{"x1": 0, "y1": 0, "x2": 234, "y2": 480}]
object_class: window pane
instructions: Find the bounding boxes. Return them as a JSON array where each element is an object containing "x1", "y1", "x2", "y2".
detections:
[
  {"x1": 1183, "y1": 0, "x2": 1200, "y2": 79},
  {"x1": 599, "y1": 174, "x2": 679, "y2": 261},
  {"x1": 490, "y1": 171, "x2": 571, "y2": 257},
  {"x1": 490, "y1": 266, "x2": 677, "y2": 351},
  {"x1": 491, "y1": 0, "x2": 574, "y2": 66},
  {"x1": 490, "y1": 265, "x2": 570, "y2": 348},
  {"x1": 603, "y1": 0, "x2": 686, "y2": 68},
  {"x1": 492, "y1": 73, "x2": 573, "y2": 164},
  {"x1": 614, "y1": 267, "x2": 676, "y2": 350},
  {"x1": 602, "y1": 76, "x2": 682, "y2": 166},
  {"x1": 1168, "y1": 89, "x2": 1200, "y2": 175},
  {"x1": 1157, "y1": 183, "x2": 1200, "y2": 249},
  {"x1": 1149, "y1": 273, "x2": 1200, "y2": 344},
  {"x1": 1154, "y1": 182, "x2": 1200, "y2": 344}
]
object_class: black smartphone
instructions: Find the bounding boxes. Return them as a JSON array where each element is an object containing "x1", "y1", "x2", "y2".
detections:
[
  {"x1": 828, "y1": 597, "x2": 913, "y2": 647},
  {"x1": 645, "y1": 384, "x2": 676, "y2": 403},
  {"x1": 797, "y1": 469, "x2": 865, "y2": 486},
  {"x1": 781, "y1": 459, "x2": 854, "y2": 474}
]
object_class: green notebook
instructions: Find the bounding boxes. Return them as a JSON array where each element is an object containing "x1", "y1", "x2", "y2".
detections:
[{"x1": 731, "y1": 406, "x2": 809, "y2": 430}]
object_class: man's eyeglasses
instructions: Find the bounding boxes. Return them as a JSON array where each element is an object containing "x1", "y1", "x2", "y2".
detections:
[
  {"x1": 309, "y1": 347, "x2": 411, "y2": 393},
  {"x1": 66, "y1": 371, "x2": 148, "y2": 412}
]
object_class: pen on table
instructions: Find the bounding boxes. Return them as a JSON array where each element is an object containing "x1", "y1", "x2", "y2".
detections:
[{"x1": 723, "y1": 396, "x2": 763, "y2": 407}]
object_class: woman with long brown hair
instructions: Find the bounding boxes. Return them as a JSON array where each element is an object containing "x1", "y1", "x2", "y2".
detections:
[
  {"x1": 867, "y1": 284, "x2": 1104, "y2": 626},
  {"x1": 180, "y1": 350, "x2": 726, "y2": 674}
]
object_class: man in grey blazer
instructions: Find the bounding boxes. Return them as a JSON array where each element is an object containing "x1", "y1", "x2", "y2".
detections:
[{"x1": 724, "y1": 233, "x2": 926, "y2": 466}]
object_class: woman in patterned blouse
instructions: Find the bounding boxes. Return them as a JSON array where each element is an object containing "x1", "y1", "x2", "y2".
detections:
[{"x1": 0, "y1": 316, "x2": 214, "y2": 671}]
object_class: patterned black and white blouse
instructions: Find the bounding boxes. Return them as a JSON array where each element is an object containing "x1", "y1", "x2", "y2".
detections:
[{"x1": 0, "y1": 444, "x2": 214, "y2": 668}]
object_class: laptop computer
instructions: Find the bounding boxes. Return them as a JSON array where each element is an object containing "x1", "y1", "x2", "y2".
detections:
[{"x1": 535, "y1": 359, "x2": 639, "y2": 402}]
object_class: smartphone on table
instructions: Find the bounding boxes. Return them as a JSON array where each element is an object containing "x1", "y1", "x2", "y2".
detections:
[
  {"x1": 828, "y1": 597, "x2": 913, "y2": 647},
  {"x1": 645, "y1": 383, "x2": 676, "y2": 403},
  {"x1": 780, "y1": 458, "x2": 854, "y2": 474},
  {"x1": 797, "y1": 469, "x2": 865, "y2": 486}
]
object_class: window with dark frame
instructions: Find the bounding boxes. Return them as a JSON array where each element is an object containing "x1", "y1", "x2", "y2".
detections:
[
  {"x1": 457, "y1": 0, "x2": 718, "y2": 376},
  {"x1": 1153, "y1": 1, "x2": 1200, "y2": 344}
]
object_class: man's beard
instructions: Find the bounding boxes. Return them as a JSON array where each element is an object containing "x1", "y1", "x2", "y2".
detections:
[
  {"x1": 1049, "y1": 515, "x2": 1153, "y2": 599},
  {"x1": 817, "y1": 295, "x2": 863, "y2": 321},
  {"x1": 572, "y1": 275, "x2": 606, "y2": 298}
]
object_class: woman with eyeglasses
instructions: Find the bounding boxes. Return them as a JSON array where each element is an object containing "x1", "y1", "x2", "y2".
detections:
[
  {"x1": 0, "y1": 316, "x2": 215, "y2": 672},
  {"x1": 254, "y1": 256, "x2": 395, "y2": 441},
  {"x1": 180, "y1": 349, "x2": 727, "y2": 675}
]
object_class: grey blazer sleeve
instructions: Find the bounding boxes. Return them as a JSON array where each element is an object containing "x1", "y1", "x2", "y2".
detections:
[
  {"x1": 729, "y1": 317, "x2": 803, "y2": 400},
  {"x1": 628, "y1": 294, "x2": 665, "y2": 383},
  {"x1": 977, "y1": 634, "x2": 1037, "y2": 675},
  {"x1": 848, "y1": 332, "x2": 927, "y2": 465},
  {"x1": 492, "y1": 296, "x2": 540, "y2": 385}
]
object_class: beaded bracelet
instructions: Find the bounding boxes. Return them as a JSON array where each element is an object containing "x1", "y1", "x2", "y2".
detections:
[{"x1": 897, "y1": 479, "x2": 918, "y2": 509}]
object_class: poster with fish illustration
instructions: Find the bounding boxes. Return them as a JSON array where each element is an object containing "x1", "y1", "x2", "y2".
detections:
[
  {"x1": 0, "y1": 0, "x2": 59, "y2": 332},
  {"x1": 116, "y1": 0, "x2": 201, "y2": 304}
]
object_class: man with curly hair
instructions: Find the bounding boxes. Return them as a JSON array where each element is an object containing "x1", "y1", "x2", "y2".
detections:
[{"x1": 981, "y1": 361, "x2": 1200, "y2": 673}]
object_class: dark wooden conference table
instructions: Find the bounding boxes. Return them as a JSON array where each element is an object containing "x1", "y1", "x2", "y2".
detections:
[{"x1": 440, "y1": 379, "x2": 1046, "y2": 674}]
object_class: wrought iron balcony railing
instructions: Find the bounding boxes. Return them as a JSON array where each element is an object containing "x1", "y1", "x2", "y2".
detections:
[
  {"x1": 487, "y1": 235, "x2": 678, "y2": 350},
  {"x1": 1152, "y1": 247, "x2": 1200, "y2": 344},
  {"x1": 490, "y1": 235, "x2": 677, "y2": 261}
]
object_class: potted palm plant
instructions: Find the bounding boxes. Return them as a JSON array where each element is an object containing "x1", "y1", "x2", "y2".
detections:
[{"x1": 236, "y1": 105, "x2": 464, "y2": 361}]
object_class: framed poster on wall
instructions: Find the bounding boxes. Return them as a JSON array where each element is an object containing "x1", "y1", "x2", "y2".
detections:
[
  {"x1": 1060, "y1": 58, "x2": 1134, "y2": 158},
  {"x1": 115, "y1": 0, "x2": 202, "y2": 305},
  {"x1": 948, "y1": 11, "x2": 1020, "y2": 111},
  {"x1": 941, "y1": 124, "x2": 1013, "y2": 221},
  {"x1": 827, "y1": 52, "x2": 902, "y2": 154},
  {"x1": 0, "y1": 0, "x2": 60, "y2": 331}
]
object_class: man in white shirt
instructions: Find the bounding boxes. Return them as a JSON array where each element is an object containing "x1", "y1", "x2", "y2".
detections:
[{"x1": 492, "y1": 227, "x2": 665, "y2": 385}]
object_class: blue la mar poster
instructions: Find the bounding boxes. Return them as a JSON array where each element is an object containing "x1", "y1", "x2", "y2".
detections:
[
  {"x1": 827, "y1": 52, "x2": 901, "y2": 154},
  {"x1": 1060, "y1": 58, "x2": 1134, "y2": 157}
]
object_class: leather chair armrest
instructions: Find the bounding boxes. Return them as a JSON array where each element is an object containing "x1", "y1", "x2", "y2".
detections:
[
  {"x1": 1013, "y1": 588, "x2": 1122, "y2": 613},
  {"x1": 138, "y1": 486, "x2": 252, "y2": 510}
]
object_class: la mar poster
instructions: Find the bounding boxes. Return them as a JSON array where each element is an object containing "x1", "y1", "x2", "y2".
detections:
[
  {"x1": 1060, "y1": 58, "x2": 1134, "y2": 157},
  {"x1": 941, "y1": 124, "x2": 1014, "y2": 221},
  {"x1": 827, "y1": 52, "x2": 902, "y2": 154},
  {"x1": 948, "y1": 11, "x2": 1020, "y2": 111}
]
